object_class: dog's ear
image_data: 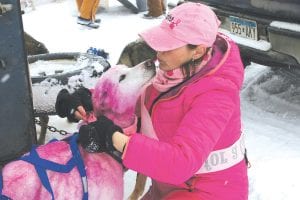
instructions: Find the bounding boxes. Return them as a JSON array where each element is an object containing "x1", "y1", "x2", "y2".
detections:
[
  {"x1": 117, "y1": 43, "x2": 133, "y2": 67},
  {"x1": 117, "y1": 39, "x2": 156, "y2": 67}
]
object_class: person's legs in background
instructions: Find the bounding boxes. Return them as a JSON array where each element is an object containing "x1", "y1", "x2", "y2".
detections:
[
  {"x1": 143, "y1": 0, "x2": 165, "y2": 18},
  {"x1": 162, "y1": 0, "x2": 167, "y2": 13},
  {"x1": 76, "y1": 0, "x2": 101, "y2": 28},
  {"x1": 76, "y1": 0, "x2": 83, "y2": 11},
  {"x1": 91, "y1": 0, "x2": 100, "y2": 22}
]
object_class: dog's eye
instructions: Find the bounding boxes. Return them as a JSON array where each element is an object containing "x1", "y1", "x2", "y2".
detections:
[{"x1": 119, "y1": 74, "x2": 126, "y2": 82}]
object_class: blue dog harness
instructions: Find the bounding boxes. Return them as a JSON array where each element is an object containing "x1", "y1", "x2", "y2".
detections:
[
  {"x1": 0, "y1": 172, "x2": 10, "y2": 200},
  {"x1": 0, "y1": 133, "x2": 88, "y2": 200}
]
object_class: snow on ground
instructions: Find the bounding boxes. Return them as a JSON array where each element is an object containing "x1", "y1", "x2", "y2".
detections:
[
  {"x1": 22, "y1": 0, "x2": 300, "y2": 199},
  {"x1": 241, "y1": 64, "x2": 300, "y2": 200}
]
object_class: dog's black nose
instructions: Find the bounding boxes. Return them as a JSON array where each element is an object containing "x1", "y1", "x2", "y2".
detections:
[{"x1": 145, "y1": 59, "x2": 156, "y2": 69}]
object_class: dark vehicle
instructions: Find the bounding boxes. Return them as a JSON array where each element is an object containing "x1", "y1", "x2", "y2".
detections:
[{"x1": 188, "y1": 0, "x2": 300, "y2": 68}]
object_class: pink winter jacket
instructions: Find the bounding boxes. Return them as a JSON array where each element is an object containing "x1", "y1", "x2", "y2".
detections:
[{"x1": 123, "y1": 34, "x2": 248, "y2": 200}]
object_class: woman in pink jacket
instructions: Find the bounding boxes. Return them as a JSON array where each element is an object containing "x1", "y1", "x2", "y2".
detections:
[
  {"x1": 123, "y1": 3, "x2": 249, "y2": 199},
  {"x1": 57, "y1": 2, "x2": 249, "y2": 199}
]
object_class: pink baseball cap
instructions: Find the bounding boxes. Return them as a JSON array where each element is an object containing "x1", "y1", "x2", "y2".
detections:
[{"x1": 139, "y1": 2, "x2": 221, "y2": 51}]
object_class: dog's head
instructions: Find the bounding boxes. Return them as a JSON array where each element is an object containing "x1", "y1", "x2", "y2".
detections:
[
  {"x1": 92, "y1": 60, "x2": 156, "y2": 127},
  {"x1": 117, "y1": 39, "x2": 156, "y2": 67}
]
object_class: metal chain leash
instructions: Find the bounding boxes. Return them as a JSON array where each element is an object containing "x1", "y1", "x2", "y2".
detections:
[{"x1": 35, "y1": 118, "x2": 70, "y2": 136}]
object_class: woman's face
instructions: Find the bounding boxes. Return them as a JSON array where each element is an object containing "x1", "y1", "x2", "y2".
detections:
[{"x1": 156, "y1": 45, "x2": 195, "y2": 71}]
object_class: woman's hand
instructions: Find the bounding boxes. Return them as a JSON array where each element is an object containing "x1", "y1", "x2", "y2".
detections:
[
  {"x1": 55, "y1": 87, "x2": 93, "y2": 122},
  {"x1": 78, "y1": 116, "x2": 126, "y2": 153}
]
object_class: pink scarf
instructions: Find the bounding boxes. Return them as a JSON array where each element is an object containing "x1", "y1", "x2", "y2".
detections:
[
  {"x1": 152, "y1": 68, "x2": 185, "y2": 92},
  {"x1": 152, "y1": 50, "x2": 212, "y2": 92}
]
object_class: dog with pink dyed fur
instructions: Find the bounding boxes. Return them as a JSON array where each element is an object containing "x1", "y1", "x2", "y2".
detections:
[{"x1": 0, "y1": 60, "x2": 156, "y2": 200}]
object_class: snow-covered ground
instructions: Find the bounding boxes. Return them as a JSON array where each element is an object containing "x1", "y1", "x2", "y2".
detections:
[{"x1": 21, "y1": 0, "x2": 300, "y2": 199}]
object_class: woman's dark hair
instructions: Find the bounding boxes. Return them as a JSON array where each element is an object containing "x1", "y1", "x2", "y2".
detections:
[{"x1": 180, "y1": 44, "x2": 211, "y2": 79}]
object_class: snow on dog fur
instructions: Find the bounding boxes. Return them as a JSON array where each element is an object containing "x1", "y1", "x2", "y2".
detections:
[{"x1": 1, "y1": 60, "x2": 156, "y2": 200}]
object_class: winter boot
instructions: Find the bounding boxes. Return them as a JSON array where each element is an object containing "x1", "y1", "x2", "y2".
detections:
[{"x1": 77, "y1": 17, "x2": 99, "y2": 29}]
